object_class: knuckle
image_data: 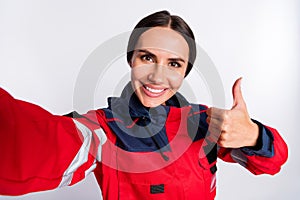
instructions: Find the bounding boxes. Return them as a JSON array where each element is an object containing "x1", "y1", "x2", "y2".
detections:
[
  {"x1": 220, "y1": 131, "x2": 229, "y2": 141},
  {"x1": 218, "y1": 140, "x2": 226, "y2": 147}
]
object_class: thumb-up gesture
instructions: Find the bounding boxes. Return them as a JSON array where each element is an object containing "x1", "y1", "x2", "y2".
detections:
[{"x1": 206, "y1": 78, "x2": 259, "y2": 148}]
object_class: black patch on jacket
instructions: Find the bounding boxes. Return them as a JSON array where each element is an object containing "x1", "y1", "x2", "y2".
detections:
[{"x1": 150, "y1": 184, "x2": 164, "y2": 194}]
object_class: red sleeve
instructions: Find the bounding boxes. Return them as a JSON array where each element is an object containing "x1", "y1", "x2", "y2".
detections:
[
  {"x1": 0, "y1": 88, "x2": 106, "y2": 195},
  {"x1": 218, "y1": 125, "x2": 288, "y2": 175}
]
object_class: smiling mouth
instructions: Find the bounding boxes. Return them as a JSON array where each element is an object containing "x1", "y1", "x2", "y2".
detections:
[
  {"x1": 142, "y1": 84, "x2": 167, "y2": 97},
  {"x1": 145, "y1": 85, "x2": 164, "y2": 93}
]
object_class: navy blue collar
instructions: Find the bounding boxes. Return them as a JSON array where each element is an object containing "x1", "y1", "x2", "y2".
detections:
[
  {"x1": 103, "y1": 82, "x2": 191, "y2": 153},
  {"x1": 107, "y1": 82, "x2": 190, "y2": 124}
]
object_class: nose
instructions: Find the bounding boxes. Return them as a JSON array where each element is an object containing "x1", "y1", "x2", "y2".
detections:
[{"x1": 147, "y1": 64, "x2": 165, "y2": 84}]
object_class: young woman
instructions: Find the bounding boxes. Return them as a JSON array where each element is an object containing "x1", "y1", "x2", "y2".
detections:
[{"x1": 0, "y1": 10, "x2": 288, "y2": 200}]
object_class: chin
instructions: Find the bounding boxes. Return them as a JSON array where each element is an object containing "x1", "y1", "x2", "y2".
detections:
[{"x1": 140, "y1": 99, "x2": 164, "y2": 108}]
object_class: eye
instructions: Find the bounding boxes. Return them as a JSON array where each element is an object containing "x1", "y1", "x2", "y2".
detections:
[
  {"x1": 169, "y1": 62, "x2": 181, "y2": 68},
  {"x1": 141, "y1": 55, "x2": 154, "y2": 63}
]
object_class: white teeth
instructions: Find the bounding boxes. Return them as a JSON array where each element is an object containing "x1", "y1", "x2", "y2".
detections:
[{"x1": 145, "y1": 86, "x2": 164, "y2": 93}]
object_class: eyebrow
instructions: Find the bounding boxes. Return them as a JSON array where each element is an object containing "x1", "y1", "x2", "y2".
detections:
[{"x1": 136, "y1": 49, "x2": 186, "y2": 63}]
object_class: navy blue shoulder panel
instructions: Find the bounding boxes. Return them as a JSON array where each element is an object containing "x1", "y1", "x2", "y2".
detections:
[{"x1": 187, "y1": 104, "x2": 209, "y2": 142}]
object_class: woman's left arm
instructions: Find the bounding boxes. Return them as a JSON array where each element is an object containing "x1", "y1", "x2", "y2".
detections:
[{"x1": 206, "y1": 78, "x2": 288, "y2": 175}]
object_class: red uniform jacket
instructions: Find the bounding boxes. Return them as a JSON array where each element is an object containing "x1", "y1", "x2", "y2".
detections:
[{"x1": 0, "y1": 85, "x2": 288, "y2": 199}]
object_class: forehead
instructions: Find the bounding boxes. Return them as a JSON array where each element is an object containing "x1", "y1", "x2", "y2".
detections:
[{"x1": 135, "y1": 27, "x2": 189, "y2": 59}]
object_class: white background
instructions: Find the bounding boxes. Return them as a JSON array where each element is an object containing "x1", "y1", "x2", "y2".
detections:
[{"x1": 0, "y1": 0, "x2": 299, "y2": 199}]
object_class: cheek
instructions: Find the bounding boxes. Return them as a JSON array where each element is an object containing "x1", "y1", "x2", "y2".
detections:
[
  {"x1": 166, "y1": 69, "x2": 184, "y2": 90},
  {"x1": 170, "y1": 75, "x2": 184, "y2": 91}
]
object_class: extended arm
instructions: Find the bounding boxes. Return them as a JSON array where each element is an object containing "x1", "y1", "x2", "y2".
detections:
[{"x1": 0, "y1": 88, "x2": 106, "y2": 195}]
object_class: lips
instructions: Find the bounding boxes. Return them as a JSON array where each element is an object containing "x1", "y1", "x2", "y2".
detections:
[
  {"x1": 145, "y1": 86, "x2": 164, "y2": 93},
  {"x1": 142, "y1": 84, "x2": 167, "y2": 98}
]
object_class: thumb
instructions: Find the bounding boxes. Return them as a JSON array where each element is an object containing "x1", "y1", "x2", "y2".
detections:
[{"x1": 232, "y1": 77, "x2": 245, "y2": 109}]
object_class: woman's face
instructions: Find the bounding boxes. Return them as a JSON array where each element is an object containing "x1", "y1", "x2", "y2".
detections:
[{"x1": 130, "y1": 27, "x2": 189, "y2": 107}]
